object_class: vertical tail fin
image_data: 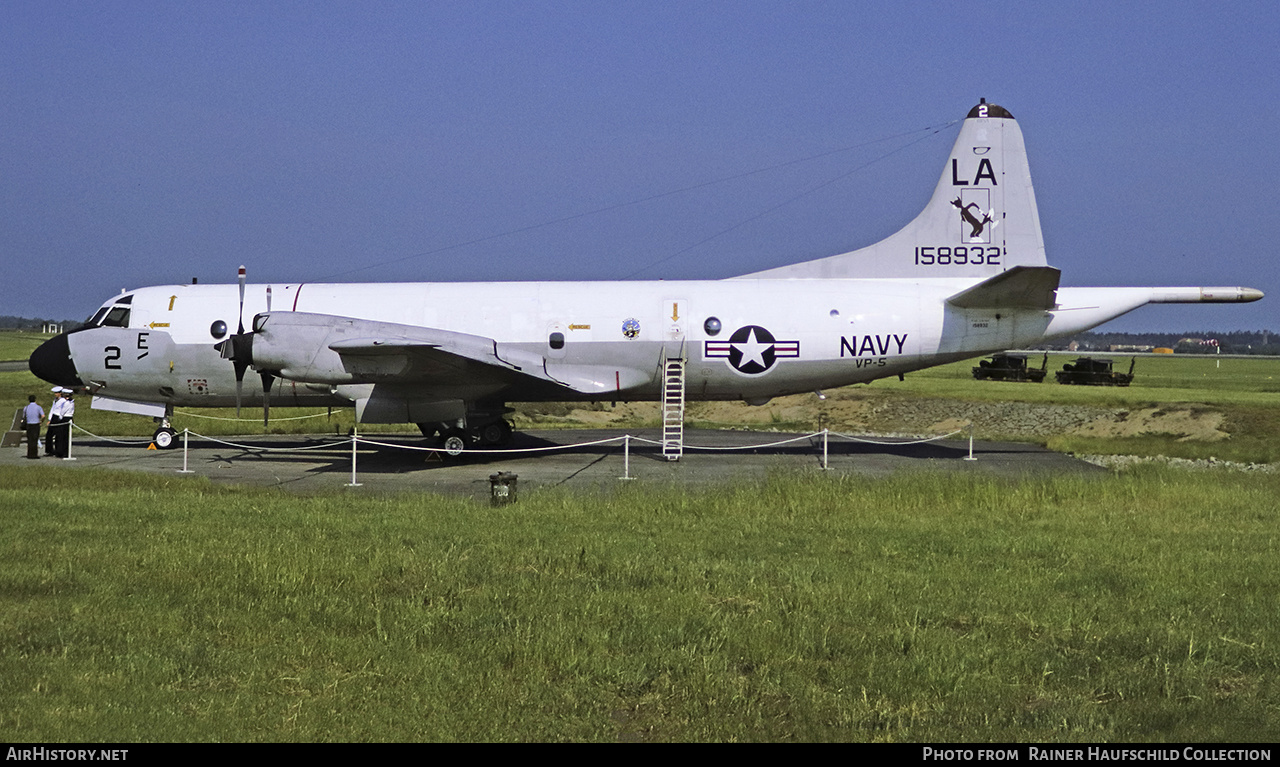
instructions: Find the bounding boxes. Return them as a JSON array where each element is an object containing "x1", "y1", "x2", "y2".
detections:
[{"x1": 739, "y1": 100, "x2": 1047, "y2": 279}]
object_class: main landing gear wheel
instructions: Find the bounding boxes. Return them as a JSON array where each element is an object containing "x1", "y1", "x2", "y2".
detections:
[
  {"x1": 153, "y1": 427, "x2": 178, "y2": 450},
  {"x1": 478, "y1": 420, "x2": 512, "y2": 446},
  {"x1": 440, "y1": 429, "x2": 468, "y2": 457}
]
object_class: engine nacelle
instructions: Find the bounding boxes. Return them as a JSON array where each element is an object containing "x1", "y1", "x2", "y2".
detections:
[{"x1": 248, "y1": 312, "x2": 365, "y2": 384}]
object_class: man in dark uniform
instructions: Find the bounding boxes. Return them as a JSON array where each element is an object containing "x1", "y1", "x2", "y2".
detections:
[{"x1": 23, "y1": 395, "x2": 45, "y2": 459}]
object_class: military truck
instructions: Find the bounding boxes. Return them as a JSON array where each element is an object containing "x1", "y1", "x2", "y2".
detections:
[
  {"x1": 1055, "y1": 356, "x2": 1135, "y2": 386},
  {"x1": 972, "y1": 352, "x2": 1048, "y2": 382}
]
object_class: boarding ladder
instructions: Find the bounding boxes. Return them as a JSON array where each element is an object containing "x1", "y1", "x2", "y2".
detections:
[{"x1": 661, "y1": 357, "x2": 686, "y2": 461}]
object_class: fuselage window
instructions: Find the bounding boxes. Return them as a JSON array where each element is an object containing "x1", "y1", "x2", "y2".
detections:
[
  {"x1": 102, "y1": 307, "x2": 131, "y2": 327},
  {"x1": 549, "y1": 331, "x2": 565, "y2": 350}
]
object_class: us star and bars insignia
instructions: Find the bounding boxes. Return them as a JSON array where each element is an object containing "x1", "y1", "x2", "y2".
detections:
[{"x1": 704, "y1": 325, "x2": 800, "y2": 375}]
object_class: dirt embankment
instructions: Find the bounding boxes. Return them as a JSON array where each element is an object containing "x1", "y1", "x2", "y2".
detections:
[{"x1": 516, "y1": 390, "x2": 1230, "y2": 443}]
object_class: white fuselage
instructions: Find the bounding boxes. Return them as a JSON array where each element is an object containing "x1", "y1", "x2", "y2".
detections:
[{"x1": 62, "y1": 277, "x2": 1156, "y2": 413}]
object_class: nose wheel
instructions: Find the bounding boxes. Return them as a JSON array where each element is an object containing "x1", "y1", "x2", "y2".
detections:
[{"x1": 152, "y1": 426, "x2": 179, "y2": 450}]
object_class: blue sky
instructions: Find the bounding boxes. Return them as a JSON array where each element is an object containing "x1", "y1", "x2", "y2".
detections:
[{"x1": 4, "y1": 1, "x2": 1277, "y2": 331}]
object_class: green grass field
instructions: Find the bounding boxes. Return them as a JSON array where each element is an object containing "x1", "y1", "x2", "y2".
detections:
[
  {"x1": 2, "y1": 465, "x2": 1277, "y2": 742},
  {"x1": 0, "y1": 331, "x2": 53, "y2": 363}
]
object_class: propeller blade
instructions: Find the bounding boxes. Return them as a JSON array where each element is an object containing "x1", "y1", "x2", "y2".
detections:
[
  {"x1": 236, "y1": 265, "x2": 246, "y2": 334},
  {"x1": 223, "y1": 267, "x2": 264, "y2": 422},
  {"x1": 260, "y1": 372, "x2": 275, "y2": 427},
  {"x1": 233, "y1": 368, "x2": 245, "y2": 417},
  {"x1": 266, "y1": 284, "x2": 272, "y2": 313},
  {"x1": 226, "y1": 332, "x2": 252, "y2": 417}
]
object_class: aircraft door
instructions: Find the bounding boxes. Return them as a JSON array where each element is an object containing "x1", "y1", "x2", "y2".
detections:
[
  {"x1": 130, "y1": 306, "x2": 152, "y2": 332},
  {"x1": 662, "y1": 298, "x2": 688, "y2": 359}
]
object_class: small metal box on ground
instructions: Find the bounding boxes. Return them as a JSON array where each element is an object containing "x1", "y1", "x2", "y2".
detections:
[{"x1": 489, "y1": 472, "x2": 518, "y2": 506}]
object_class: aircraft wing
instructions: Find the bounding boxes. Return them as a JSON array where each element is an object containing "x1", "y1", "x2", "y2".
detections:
[
  {"x1": 249, "y1": 311, "x2": 652, "y2": 394},
  {"x1": 326, "y1": 332, "x2": 538, "y2": 387}
]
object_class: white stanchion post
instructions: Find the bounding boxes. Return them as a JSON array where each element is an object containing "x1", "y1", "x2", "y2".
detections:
[
  {"x1": 964, "y1": 422, "x2": 977, "y2": 461},
  {"x1": 347, "y1": 431, "x2": 362, "y2": 487},
  {"x1": 822, "y1": 428, "x2": 829, "y2": 470},
  {"x1": 63, "y1": 421, "x2": 76, "y2": 461},
  {"x1": 620, "y1": 434, "x2": 634, "y2": 480},
  {"x1": 178, "y1": 428, "x2": 194, "y2": 473}
]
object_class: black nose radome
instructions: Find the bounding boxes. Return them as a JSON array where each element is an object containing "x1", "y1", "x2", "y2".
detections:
[{"x1": 29, "y1": 333, "x2": 83, "y2": 387}]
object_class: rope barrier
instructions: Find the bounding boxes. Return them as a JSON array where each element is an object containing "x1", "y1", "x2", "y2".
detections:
[
  {"x1": 69, "y1": 422, "x2": 350, "y2": 451},
  {"x1": 829, "y1": 428, "x2": 968, "y2": 445},
  {"x1": 66, "y1": 421, "x2": 982, "y2": 486},
  {"x1": 183, "y1": 431, "x2": 352, "y2": 452},
  {"x1": 175, "y1": 410, "x2": 333, "y2": 422},
  {"x1": 66, "y1": 424, "x2": 970, "y2": 453},
  {"x1": 354, "y1": 434, "x2": 627, "y2": 455},
  {"x1": 631, "y1": 432, "x2": 822, "y2": 450},
  {"x1": 71, "y1": 422, "x2": 153, "y2": 445}
]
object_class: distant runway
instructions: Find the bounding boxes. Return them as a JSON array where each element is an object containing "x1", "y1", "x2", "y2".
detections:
[{"x1": 2, "y1": 428, "x2": 1104, "y2": 499}]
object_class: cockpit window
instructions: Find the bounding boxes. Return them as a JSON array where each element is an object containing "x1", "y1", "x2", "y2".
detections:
[
  {"x1": 101, "y1": 307, "x2": 131, "y2": 327},
  {"x1": 86, "y1": 307, "x2": 110, "y2": 326},
  {"x1": 115, "y1": 294, "x2": 134, "y2": 305}
]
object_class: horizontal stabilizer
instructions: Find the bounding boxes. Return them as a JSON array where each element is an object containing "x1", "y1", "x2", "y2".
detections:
[{"x1": 946, "y1": 266, "x2": 1061, "y2": 309}]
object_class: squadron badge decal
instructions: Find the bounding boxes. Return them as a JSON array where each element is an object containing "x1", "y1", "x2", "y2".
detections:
[
  {"x1": 704, "y1": 325, "x2": 800, "y2": 376},
  {"x1": 951, "y1": 198, "x2": 993, "y2": 240},
  {"x1": 950, "y1": 187, "x2": 998, "y2": 244},
  {"x1": 622, "y1": 318, "x2": 641, "y2": 339}
]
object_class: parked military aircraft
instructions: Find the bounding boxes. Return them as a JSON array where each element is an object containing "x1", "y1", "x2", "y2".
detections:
[{"x1": 29, "y1": 100, "x2": 1262, "y2": 451}]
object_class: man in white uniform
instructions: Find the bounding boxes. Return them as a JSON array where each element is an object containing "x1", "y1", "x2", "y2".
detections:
[
  {"x1": 55, "y1": 391, "x2": 75, "y2": 458},
  {"x1": 45, "y1": 387, "x2": 65, "y2": 457}
]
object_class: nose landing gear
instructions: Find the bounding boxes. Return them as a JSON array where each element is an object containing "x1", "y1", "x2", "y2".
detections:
[
  {"x1": 152, "y1": 426, "x2": 179, "y2": 449},
  {"x1": 152, "y1": 409, "x2": 179, "y2": 450}
]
